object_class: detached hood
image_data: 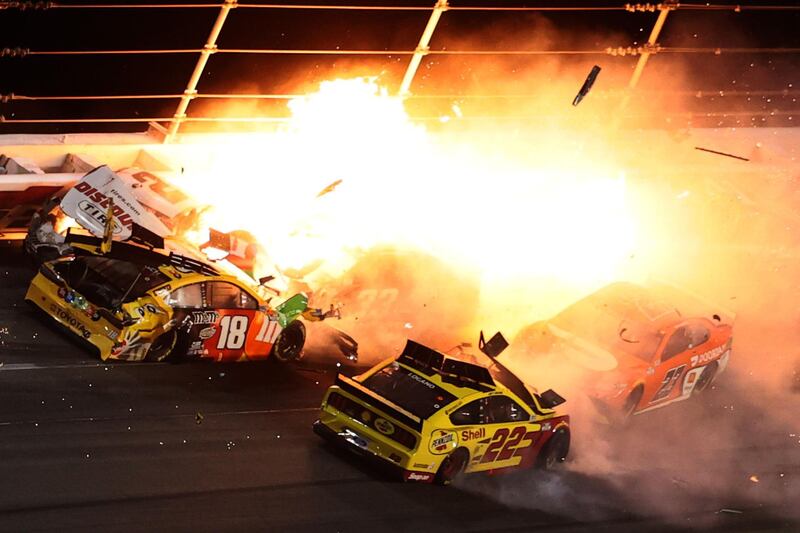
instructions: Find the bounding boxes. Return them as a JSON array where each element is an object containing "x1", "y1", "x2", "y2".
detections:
[{"x1": 60, "y1": 166, "x2": 171, "y2": 240}]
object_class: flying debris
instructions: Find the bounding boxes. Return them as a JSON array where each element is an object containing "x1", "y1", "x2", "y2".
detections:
[
  {"x1": 195, "y1": 412, "x2": 204, "y2": 425},
  {"x1": 572, "y1": 65, "x2": 602, "y2": 106},
  {"x1": 316, "y1": 179, "x2": 343, "y2": 198},
  {"x1": 694, "y1": 146, "x2": 750, "y2": 161}
]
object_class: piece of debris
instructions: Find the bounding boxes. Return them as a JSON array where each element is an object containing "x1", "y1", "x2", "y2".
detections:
[
  {"x1": 718, "y1": 508, "x2": 743, "y2": 515},
  {"x1": 572, "y1": 65, "x2": 601, "y2": 106},
  {"x1": 749, "y1": 475, "x2": 760, "y2": 483},
  {"x1": 694, "y1": 146, "x2": 750, "y2": 161},
  {"x1": 195, "y1": 412, "x2": 204, "y2": 425},
  {"x1": 316, "y1": 179, "x2": 343, "y2": 198}
]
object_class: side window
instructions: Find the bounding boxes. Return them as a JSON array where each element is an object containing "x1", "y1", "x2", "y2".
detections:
[
  {"x1": 485, "y1": 395, "x2": 527, "y2": 424},
  {"x1": 449, "y1": 399, "x2": 482, "y2": 426},
  {"x1": 207, "y1": 282, "x2": 248, "y2": 309},
  {"x1": 166, "y1": 283, "x2": 204, "y2": 309},
  {"x1": 238, "y1": 288, "x2": 258, "y2": 310},
  {"x1": 661, "y1": 327, "x2": 692, "y2": 362},
  {"x1": 687, "y1": 323, "x2": 710, "y2": 348}
]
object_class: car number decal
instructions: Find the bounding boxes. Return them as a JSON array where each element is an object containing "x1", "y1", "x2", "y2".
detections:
[
  {"x1": 216, "y1": 315, "x2": 248, "y2": 350},
  {"x1": 651, "y1": 364, "x2": 687, "y2": 403},
  {"x1": 480, "y1": 426, "x2": 535, "y2": 464}
]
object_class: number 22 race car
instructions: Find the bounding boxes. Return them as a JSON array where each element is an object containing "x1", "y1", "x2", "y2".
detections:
[{"x1": 314, "y1": 332, "x2": 570, "y2": 485}]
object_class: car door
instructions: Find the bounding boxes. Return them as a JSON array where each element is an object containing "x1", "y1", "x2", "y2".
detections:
[
  {"x1": 467, "y1": 395, "x2": 539, "y2": 473},
  {"x1": 645, "y1": 322, "x2": 709, "y2": 405},
  {"x1": 204, "y1": 281, "x2": 262, "y2": 361}
]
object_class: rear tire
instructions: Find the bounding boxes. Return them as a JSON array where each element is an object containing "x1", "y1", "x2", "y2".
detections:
[
  {"x1": 272, "y1": 320, "x2": 306, "y2": 362},
  {"x1": 537, "y1": 428, "x2": 570, "y2": 470},
  {"x1": 620, "y1": 385, "x2": 644, "y2": 421},
  {"x1": 145, "y1": 330, "x2": 177, "y2": 362},
  {"x1": 692, "y1": 361, "x2": 718, "y2": 395},
  {"x1": 435, "y1": 448, "x2": 469, "y2": 486}
]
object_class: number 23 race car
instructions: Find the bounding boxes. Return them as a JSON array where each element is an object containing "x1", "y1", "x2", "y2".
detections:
[{"x1": 314, "y1": 332, "x2": 570, "y2": 485}]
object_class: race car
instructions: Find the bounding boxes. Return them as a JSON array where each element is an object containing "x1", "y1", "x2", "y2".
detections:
[
  {"x1": 507, "y1": 282, "x2": 734, "y2": 421},
  {"x1": 25, "y1": 231, "x2": 334, "y2": 362},
  {"x1": 313, "y1": 332, "x2": 570, "y2": 485}
]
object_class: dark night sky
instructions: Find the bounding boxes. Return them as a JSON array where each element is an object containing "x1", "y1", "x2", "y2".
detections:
[{"x1": 0, "y1": 0, "x2": 798, "y2": 134}]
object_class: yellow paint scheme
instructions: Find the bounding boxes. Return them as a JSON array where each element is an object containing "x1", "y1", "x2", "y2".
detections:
[
  {"x1": 317, "y1": 357, "x2": 568, "y2": 480},
  {"x1": 25, "y1": 255, "x2": 270, "y2": 361}
]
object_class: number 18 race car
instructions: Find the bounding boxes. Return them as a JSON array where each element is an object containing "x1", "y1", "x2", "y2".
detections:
[
  {"x1": 25, "y1": 232, "x2": 333, "y2": 362},
  {"x1": 507, "y1": 282, "x2": 734, "y2": 421},
  {"x1": 314, "y1": 332, "x2": 570, "y2": 485}
]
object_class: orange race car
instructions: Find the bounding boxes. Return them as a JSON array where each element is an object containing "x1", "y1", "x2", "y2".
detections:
[{"x1": 506, "y1": 282, "x2": 734, "y2": 421}]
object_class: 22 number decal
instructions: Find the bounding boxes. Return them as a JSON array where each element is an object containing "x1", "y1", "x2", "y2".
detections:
[
  {"x1": 651, "y1": 364, "x2": 686, "y2": 403},
  {"x1": 480, "y1": 427, "x2": 532, "y2": 464},
  {"x1": 217, "y1": 315, "x2": 248, "y2": 350}
]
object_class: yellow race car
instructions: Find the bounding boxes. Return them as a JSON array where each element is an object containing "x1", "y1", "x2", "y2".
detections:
[
  {"x1": 25, "y1": 231, "x2": 334, "y2": 362},
  {"x1": 313, "y1": 332, "x2": 570, "y2": 485}
]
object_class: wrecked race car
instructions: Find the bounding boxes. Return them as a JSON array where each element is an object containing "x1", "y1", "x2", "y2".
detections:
[
  {"x1": 506, "y1": 282, "x2": 734, "y2": 421},
  {"x1": 314, "y1": 332, "x2": 570, "y2": 485},
  {"x1": 25, "y1": 232, "x2": 336, "y2": 363},
  {"x1": 289, "y1": 247, "x2": 480, "y2": 362}
]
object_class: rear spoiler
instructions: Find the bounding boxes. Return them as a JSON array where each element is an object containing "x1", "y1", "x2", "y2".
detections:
[{"x1": 335, "y1": 374, "x2": 423, "y2": 431}]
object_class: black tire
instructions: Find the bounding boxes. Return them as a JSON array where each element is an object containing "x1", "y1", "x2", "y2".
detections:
[
  {"x1": 434, "y1": 448, "x2": 469, "y2": 486},
  {"x1": 145, "y1": 329, "x2": 177, "y2": 362},
  {"x1": 620, "y1": 385, "x2": 644, "y2": 421},
  {"x1": 537, "y1": 428, "x2": 570, "y2": 470},
  {"x1": 272, "y1": 320, "x2": 306, "y2": 363},
  {"x1": 692, "y1": 361, "x2": 718, "y2": 396}
]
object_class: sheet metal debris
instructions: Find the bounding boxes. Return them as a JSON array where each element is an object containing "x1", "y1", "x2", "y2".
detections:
[
  {"x1": 694, "y1": 146, "x2": 750, "y2": 161},
  {"x1": 573, "y1": 65, "x2": 602, "y2": 106}
]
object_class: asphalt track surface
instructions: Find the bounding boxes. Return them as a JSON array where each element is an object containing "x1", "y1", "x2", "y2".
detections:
[{"x1": 0, "y1": 248, "x2": 798, "y2": 533}]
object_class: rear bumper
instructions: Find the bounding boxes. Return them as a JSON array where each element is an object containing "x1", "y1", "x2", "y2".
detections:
[
  {"x1": 313, "y1": 420, "x2": 435, "y2": 483},
  {"x1": 25, "y1": 274, "x2": 118, "y2": 359}
]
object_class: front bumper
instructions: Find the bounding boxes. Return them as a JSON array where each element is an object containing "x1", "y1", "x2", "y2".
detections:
[{"x1": 313, "y1": 420, "x2": 435, "y2": 483}]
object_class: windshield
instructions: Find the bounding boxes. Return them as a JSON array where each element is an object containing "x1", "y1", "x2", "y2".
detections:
[
  {"x1": 54, "y1": 256, "x2": 170, "y2": 308},
  {"x1": 361, "y1": 363, "x2": 457, "y2": 419}
]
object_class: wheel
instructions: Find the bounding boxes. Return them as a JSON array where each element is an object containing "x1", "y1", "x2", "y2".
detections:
[
  {"x1": 434, "y1": 448, "x2": 469, "y2": 486},
  {"x1": 620, "y1": 385, "x2": 644, "y2": 421},
  {"x1": 692, "y1": 361, "x2": 718, "y2": 395},
  {"x1": 272, "y1": 320, "x2": 306, "y2": 362},
  {"x1": 537, "y1": 428, "x2": 570, "y2": 470},
  {"x1": 145, "y1": 329, "x2": 177, "y2": 362}
]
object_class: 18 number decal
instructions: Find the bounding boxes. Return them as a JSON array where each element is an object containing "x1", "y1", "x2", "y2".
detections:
[{"x1": 217, "y1": 315, "x2": 248, "y2": 350}]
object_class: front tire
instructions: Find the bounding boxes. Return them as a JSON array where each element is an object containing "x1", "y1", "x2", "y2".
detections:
[
  {"x1": 145, "y1": 329, "x2": 178, "y2": 362},
  {"x1": 272, "y1": 320, "x2": 306, "y2": 362},
  {"x1": 692, "y1": 361, "x2": 718, "y2": 395},
  {"x1": 435, "y1": 448, "x2": 469, "y2": 486},
  {"x1": 537, "y1": 428, "x2": 570, "y2": 470}
]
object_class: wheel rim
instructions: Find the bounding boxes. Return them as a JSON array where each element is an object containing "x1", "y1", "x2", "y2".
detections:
[
  {"x1": 694, "y1": 363, "x2": 717, "y2": 394},
  {"x1": 276, "y1": 323, "x2": 304, "y2": 361}
]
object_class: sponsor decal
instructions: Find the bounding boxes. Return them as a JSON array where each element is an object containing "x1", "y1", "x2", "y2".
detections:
[
  {"x1": 542, "y1": 422, "x2": 552, "y2": 432},
  {"x1": 412, "y1": 463, "x2": 431, "y2": 470},
  {"x1": 429, "y1": 429, "x2": 457, "y2": 454},
  {"x1": 190, "y1": 311, "x2": 219, "y2": 325},
  {"x1": 461, "y1": 427, "x2": 486, "y2": 441},
  {"x1": 690, "y1": 344, "x2": 727, "y2": 367},
  {"x1": 105, "y1": 329, "x2": 119, "y2": 340},
  {"x1": 135, "y1": 303, "x2": 160, "y2": 317},
  {"x1": 78, "y1": 200, "x2": 124, "y2": 235},
  {"x1": 374, "y1": 418, "x2": 395, "y2": 436},
  {"x1": 73, "y1": 179, "x2": 138, "y2": 230},
  {"x1": 188, "y1": 340, "x2": 203, "y2": 355},
  {"x1": 406, "y1": 472, "x2": 432, "y2": 482},
  {"x1": 408, "y1": 372, "x2": 436, "y2": 389},
  {"x1": 49, "y1": 303, "x2": 91, "y2": 339},
  {"x1": 198, "y1": 326, "x2": 216, "y2": 340}
]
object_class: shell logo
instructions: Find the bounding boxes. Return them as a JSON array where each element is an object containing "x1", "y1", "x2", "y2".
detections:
[{"x1": 374, "y1": 418, "x2": 395, "y2": 435}]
